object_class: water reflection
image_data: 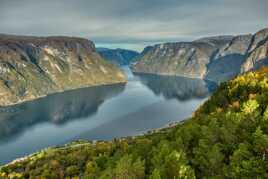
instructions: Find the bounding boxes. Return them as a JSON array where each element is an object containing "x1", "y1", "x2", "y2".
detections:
[
  {"x1": 0, "y1": 84, "x2": 126, "y2": 143},
  {"x1": 0, "y1": 69, "x2": 218, "y2": 164},
  {"x1": 75, "y1": 73, "x2": 217, "y2": 141},
  {"x1": 135, "y1": 73, "x2": 217, "y2": 100}
]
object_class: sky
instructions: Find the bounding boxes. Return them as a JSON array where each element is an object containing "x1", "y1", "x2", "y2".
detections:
[{"x1": 0, "y1": 0, "x2": 267, "y2": 52}]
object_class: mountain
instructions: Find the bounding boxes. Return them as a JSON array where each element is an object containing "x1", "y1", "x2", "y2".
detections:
[
  {"x1": 241, "y1": 28, "x2": 268, "y2": 72},
  {"x1": 131, "y1": 28, "x2": 268, "y2": 83},
  {"x1": 97, "y1": 48, "x2": 139, "y2": 66},
  {"x1": 0, "y1": 35, "x2": 126, "y2": 106},
  {"x1": 2, "y1": 67, "x2": 268, "y2": 178}
]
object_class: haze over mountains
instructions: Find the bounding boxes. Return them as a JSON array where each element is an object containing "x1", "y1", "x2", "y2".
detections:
[
  {"x1": 97, "y1": 48, "x2": 139, "y2": 66},
  {"x1": 132, "y1": 27, "x2": 268, "y2": 82}
]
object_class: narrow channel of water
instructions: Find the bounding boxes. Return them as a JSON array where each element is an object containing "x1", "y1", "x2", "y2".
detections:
[{"x1": 0, "y1": 67, "x2": 216, "y2": 164}]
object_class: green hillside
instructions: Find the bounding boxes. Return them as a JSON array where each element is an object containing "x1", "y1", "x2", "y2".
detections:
[{"x1": 1, "y1": 68, "x2": 268, "y2": 178}]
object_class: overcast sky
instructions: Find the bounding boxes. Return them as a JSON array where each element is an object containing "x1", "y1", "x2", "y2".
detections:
[{"x1": 0, "y1": 0, "x2": 267, "y2": 51}]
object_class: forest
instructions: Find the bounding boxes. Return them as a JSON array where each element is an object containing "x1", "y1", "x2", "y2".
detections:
[{"x1": 1, "y1": 68, "x2": 268, "y2": 178}]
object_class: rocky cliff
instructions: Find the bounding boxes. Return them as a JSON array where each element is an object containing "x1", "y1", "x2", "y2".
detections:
[
  {"x1": 0, "y1": 35, "x2": 126, "y2": 106},
  {"x1": 132, "y1": 41, "x2": 220, "y2": 79},
  {"x1": 241, "y1": 28, "x2": 268, "y2": 72},
  {"x1": 97, "y1": 48, "x2": 139, "y2": 66},
  {"x1": 132, "y1": 28, "x2": 268, "y2": 82}
]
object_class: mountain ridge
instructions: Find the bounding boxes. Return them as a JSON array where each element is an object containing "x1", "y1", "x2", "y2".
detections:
[
  {"x1": 132, "y1": 27, "x2": 268, "y2": 83},
  {"x1": 0, "y1": 34, "x2": 126, "y2": 106}
]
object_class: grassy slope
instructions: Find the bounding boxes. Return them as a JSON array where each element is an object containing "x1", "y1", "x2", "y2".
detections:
[{"x1": 1, "y1": 68, "x2": 268, "y2": 178}]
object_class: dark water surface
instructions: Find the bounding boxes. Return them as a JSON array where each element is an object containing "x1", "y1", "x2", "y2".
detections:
[{"x1": 0, "y1": 67, "x2": 216, "y2": 164}]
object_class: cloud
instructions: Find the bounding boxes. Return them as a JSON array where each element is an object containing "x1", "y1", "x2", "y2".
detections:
[{"x1": 0, "y1": 0, "x2": 267, "y2": 51}]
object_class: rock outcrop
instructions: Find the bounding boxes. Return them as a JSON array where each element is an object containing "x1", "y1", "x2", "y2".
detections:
[
  {"x1": 241, "y1": 28, "x2": 268, "y2": 72},
  {"x1": 132, "y1": 28, "x2": 268, "y2": 83},
  {"x1": 132, "y1": 41, "x2": 221, "y2": 79},
  {"x1": 97, "y1": 48, "x2": 139, "y2": 66},
  {"x1": 0, "y1": 35, "x2": 126, "y2": 106}
]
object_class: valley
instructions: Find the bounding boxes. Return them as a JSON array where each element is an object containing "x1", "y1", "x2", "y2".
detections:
[{"x1": 0, "y1": 18, "x2": 267, "y2": 179}]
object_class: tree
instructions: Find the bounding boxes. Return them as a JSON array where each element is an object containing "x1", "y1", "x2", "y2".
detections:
[
  {"x1": 83, "y1": 161, "x2": 99, "y2": 178},
  {"x1": 227, "y1": 143, "x2": 268, "y2": 178},
  {"x1": 241, "y1": 99, "x2": 259, "y2": 114},
  {"x1": 193, "y1": 141, "x2": 224, "y2": 177},
  {"x1": 252, "y1": 127, "x2": 268, "y2": 158},
  {"x1": 65, "y1": 165, "x2": 80, "y2": 177},
  {"x1": 149, "y1": 169, "x2": 161, "y2": 179},
  {"x1": 114, "y1": 155, "x2": 145, "y2": 179},
  {"x1": 164, "y1": 150, "x2": 195, "y2": 179}
]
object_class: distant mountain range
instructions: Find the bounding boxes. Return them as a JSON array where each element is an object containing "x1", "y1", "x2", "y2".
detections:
[
  {"x1": 97, "y1": 48, "x2": 139, "y2": 66},
  {"x1": 132, "y1": 27, "x2": 268, "y2": 83}
]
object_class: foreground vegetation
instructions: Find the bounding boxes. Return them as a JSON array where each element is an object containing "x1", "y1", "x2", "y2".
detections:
[{"x1": 1, "y1": 68, "x2": 268, "y2": 178}]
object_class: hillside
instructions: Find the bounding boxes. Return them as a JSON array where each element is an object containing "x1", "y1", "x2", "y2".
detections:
[
  {"x1": 1, "y1": 68, "x2": 268, "y2": 178},
  {"x1": 0, "y1": 35, "x2": 126, "y2": 106},
  {"x1": 97, "y1": 48, "x2": 139, "y2": 66},
  {"x1": 132, "y1": 28, "x2": 268, "y2": 83}
]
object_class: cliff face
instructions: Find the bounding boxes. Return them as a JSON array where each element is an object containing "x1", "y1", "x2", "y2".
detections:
[
  {"x1": 206, "y1": 34, "x2": 253, "y2": 81},
  {"x1": 132, "y1": 42, "x2": 219, "y2": 79},
  {"x1": 132, "y1": 28, "x2": 268, "y2": 82},
  {"x1": 0, "y1": 35, "x2": 126, "y2": 106},
  {"x1": 97, "y1": 48, "x2": 139, "y2": 66},
  {"x1": 241, "y1": 28, "x2": 268, "y2": 72}
]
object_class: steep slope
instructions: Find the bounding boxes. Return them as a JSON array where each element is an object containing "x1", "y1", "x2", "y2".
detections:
[
  {"x1": 241, "y1": 28, "x2": 268, "y2": 72},
  {"x1": 132, "y1": 28, "x2": 268, "y2": 83},
  {"x1": 131, "y1": 41, "x2": 221, "y2": 79},
  {"x1": 1, "y1": 67, "x2": 268, "y2": 178},
  {"x1": 97, "y1": 48, "x2": 139, "y2": 66},
  {"x1": 206, "y1": 34, "x2": 253, "y2": 81},
  {"x1": 0, "y1": 35, "x2": 126, "y2": 106}
]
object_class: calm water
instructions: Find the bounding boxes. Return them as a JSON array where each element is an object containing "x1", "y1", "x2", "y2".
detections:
[{"x1": 0, "y1": 67, "x2": 216, "y2": 164}]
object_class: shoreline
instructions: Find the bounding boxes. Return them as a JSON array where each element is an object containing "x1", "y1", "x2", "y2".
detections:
[
  {"x1": 131, "y1": 70, "x2": 218, "y2": 84},
  {"x1": 0, "y1": 117, "x2": 187, "y2": 167},
  {"x1": 0, "y1": 69, "x2": 212, "y2": 167},
  {"x1": 0, "y1": 80, "x2": 127, "y2": 108}
]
